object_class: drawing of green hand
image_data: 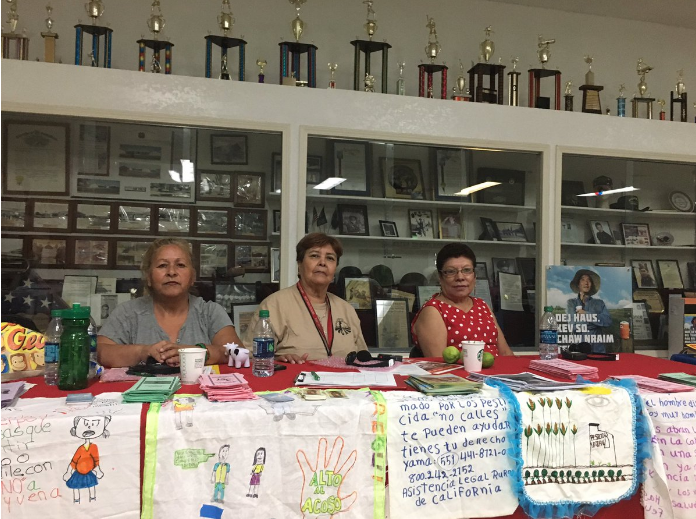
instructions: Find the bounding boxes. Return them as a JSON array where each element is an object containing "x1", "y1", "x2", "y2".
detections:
[{"x1": 296, "y1": 437, "x2": 358, "y2": 518}]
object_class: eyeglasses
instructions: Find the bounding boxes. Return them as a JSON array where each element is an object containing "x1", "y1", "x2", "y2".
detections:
[{"x1": 439, "y1": 267, "x2": 475, "y2": 278}]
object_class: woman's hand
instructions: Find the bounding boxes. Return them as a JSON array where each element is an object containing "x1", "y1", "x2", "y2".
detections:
[
  {"x1": 146, "y1": 341, "x2": 186, "y2": 365},
  {"x1": 276, "y1": 353, "x2": 309, "y2": 364}
]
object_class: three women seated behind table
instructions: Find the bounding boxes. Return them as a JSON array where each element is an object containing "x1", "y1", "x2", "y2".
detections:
[{"x1": 99, "y1": 236, "x2": 511, "y2": 367}]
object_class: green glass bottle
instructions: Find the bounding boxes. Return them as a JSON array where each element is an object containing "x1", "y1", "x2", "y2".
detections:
[{"x1": 58, "y1": 303, "x2": 91, "y2": 390}]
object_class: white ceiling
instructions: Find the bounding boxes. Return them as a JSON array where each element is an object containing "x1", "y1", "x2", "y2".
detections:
[{"x1": 485, "y1": 0, "x2": 696, "y2": 30}]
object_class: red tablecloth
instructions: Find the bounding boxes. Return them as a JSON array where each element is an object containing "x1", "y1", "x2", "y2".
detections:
[{"x1": 14, "y1": 353, "x2": 695, "y2": 519}]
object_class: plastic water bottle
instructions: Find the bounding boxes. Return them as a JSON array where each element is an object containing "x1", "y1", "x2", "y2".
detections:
[
  {"x1": 87, "y1": 316, "x2": 98, "y2": 379},
  {"x1": 44, "y1": 309, "x2": 63, "y2": 385},
  {"x1": 252, "y1": 310, "x2": 275, "y2": 377},
  {"x1": 539, "y1": 306, "x2": 559, "y2": 360}
]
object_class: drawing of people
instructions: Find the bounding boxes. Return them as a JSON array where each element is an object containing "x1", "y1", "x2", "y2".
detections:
[
  {"x1": 63, "y1": 415, "x2": 111, "y2": 504},
  {"x1": 173, "y1": 396, "x2": 196, "y2": 430},
  {"x1": 211, "y1": 445, "x2": 231, "y2": 503},
  {"x1": 246, "y1": 447, "x2": 266, "y2": 498}
]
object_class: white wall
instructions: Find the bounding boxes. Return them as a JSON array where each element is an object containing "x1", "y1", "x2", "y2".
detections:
[{"x1": 3, "y1": 0, "x2": 694, "y2": 112}]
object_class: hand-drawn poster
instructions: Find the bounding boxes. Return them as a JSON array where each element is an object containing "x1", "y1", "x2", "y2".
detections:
[
  {"x1": 143, "y1": 391, "x2": 379, "y2": 518},
  {"x1": 546, "y1": 266, "x2": 633, "y2": 353},
  {"x1": 385, "y1": 388, "x2": 518, "y2": 518},
  {"x1": 1, "y1": 393, "x2": 142, "y2": 518},
  {"x1": 641, "y1": 393, "x2": 696, "y2": 519},
  {"x1": 512, "y1": 384, "x2": 644, "y2": 518}
]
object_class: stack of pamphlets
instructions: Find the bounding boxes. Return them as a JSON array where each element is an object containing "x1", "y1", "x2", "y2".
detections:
[
  {"x1": 467, "y1": 372, "x2": 590, "y2": 392},
  {"x1": 123, "y1": 376, "x2": 181, "y2": 403},
  {"x1": 658, "y1": 372, "x2": 696, "y2": 388},
  {"x1": 529, "y1": 359, "x2": 599, "y2": 380},
  {"x1": 1, "y1": 381, "x2": 25, "y2": 408},
  {"x1": 405, "y1": 374, "x2": 482, "y2": 396},
  {"x1": 611, "y1": 374, "x2": 694, "y2": 393},
  {"x1": 199, "y1": 373, "x2": 257, "y2": 401}
]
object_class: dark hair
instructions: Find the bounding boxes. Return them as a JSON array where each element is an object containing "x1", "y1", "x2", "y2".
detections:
[
  {"x1": 253, "y1": 447, "x2": 266, "y2": 464},
  {"x1": 296, "y1": 233, "x2": 343, "y2": 264},
  {"x1": 436, "y1": 243, "x2": 476, "y2": 272}
]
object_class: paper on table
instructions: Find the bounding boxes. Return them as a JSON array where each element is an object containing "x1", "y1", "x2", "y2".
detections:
[
  {"x1": 295, "y1": 371, "x2": 397, "y2": 387},
  {"x1": 499, "y1": 272, "x2": 524, "y2": 311}
]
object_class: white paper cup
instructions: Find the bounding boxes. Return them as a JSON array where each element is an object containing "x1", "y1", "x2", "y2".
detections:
[
  {"x1": 179, "y1": 348, "x2": 207, "y2": 384},
  {"x1": 460, "y1": 341, "x2": 485, "y2": 372}
]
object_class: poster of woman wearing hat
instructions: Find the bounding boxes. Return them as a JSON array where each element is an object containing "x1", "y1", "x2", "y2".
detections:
[{"x1": 566, "y1": 269, "x2": 613, "y2": 352}]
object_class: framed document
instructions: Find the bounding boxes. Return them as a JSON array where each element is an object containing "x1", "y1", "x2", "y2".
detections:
[
  {"x1": 3, "y1": 121, "x2": 69, "y2": 195},
  {"x1": 433, "y1": 148, "x2": 469, "y2": 201},
  {"x1": 196, "y1": 208, "x2": 230, "y2": 236},
  {"x1": 633, "y1": 289, "x2": 665, "y2": 313},
  {"x1": 382, "y1": 157, "x2": 425, "y2": 200},
  {"x1": 330, "y1": 140, "x2": 370, "y2": 196},
  {"x1": 75, "y1": 202, "x2": 112, "y2": 232},
  {"x1": 156, "y1": 206, "x2": 191, "y2": 234},
  {"x1": 74, "y1": 238, "x2": 110, "y2": 267},
  {"x1": 77, "y1": 123, "x2": 110, "y2": 176},
  {"x1": 117, "y1": 204, "x2": 152, "y2": 233},
  {"x1": 1, "y1": 199, "x2": 27, "y2": 229},
  {"x1": 231, "y1": 209, "x2": 267, "y2": 240},
  {"x1": 656, "y1": 259, "x2": 684, "y2": 289},
  {"x1": 198, "y1": 170, "x2": 232, "y2": 200},
  {"x1": 232, "y1": 304, "x2": 259, "y2": 336},
  {"x1": 345, "y1": 278, "x2": 372, "y2": 309},
  {"x1": 210, "y1": 133, "x2": 248, "y2": 165},
  {"x1": 234, "y1": 244, "x2": 269, "y2": 272},
  {"x1": 233, "y1": 172, "x2": 265, "y2": 207},
  {"x1": 306, "y1": 155, "x2": 324, "y2": 186},
  {"x1": 387, "y1": 288, "x2": 416, "y2": 312},
  {"x1": 197, "y1": 242, "x2": 229, "y2": 278},
  {"x1": 416, "y1": 285, "x2": 440, "y2": 309},
  {"x1": 375, "y1": 298, "x2": 411, "y2": 349}
]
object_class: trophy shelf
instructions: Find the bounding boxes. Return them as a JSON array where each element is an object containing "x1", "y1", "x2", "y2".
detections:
[
  {"x1": 561, "y1": 206, "x2": 696, "y2": 219},
  {"x1": 307, "y1": 193, "x2": 536, "y2": 212},
  {"x1": 561, "y1": 242, "x2": 695, "y2": 251}
]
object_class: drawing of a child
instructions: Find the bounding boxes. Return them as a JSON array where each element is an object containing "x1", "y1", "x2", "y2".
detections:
[
  {"x1": 63, "y1": 415, "x2": 111, "y2": 503},
  {"x1": 246, "y1": 447, "x2": 266, "y2": 498},
  {"x1": 211, "y1": 445, "x2": 231, "y2": 503},
  {"x1": 173, "y1": 396, "x2": 196, "y2": 429}
]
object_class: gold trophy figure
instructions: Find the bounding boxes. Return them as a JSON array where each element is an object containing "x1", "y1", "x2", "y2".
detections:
[
  {"x1": 636, "y1": 58, "x2": 653, "y2": 97},
  {"x1": 218, "y1": 0, "x2": 234, "y2": 36},
  {"x1": 536, "y1": 35, "x2": 555, "y2": 68},
  {"x1": 363, "y1": 0, "x2": 377, "y2": 40},
  {"x1": 290, "y1": 0, "x2": 307, "y2": 42},
  {"x1": 479, "y1": 26, "x2": 495, "y2": 64},
  {"x1": 328, "y1": 63, "x2": 337, "y2": 89},
  {"x1": 424, "y1": 16, "x2": 441, "y2": 64},
  {"x1": 147, "y1": 0, "x2": 166, "y2": 40}
]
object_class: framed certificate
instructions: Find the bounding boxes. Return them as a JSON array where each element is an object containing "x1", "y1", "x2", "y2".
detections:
[
  {"x1": 375, "y1": 298, "x2": 411, "y2": 349},
  {"x1": 433, "y1": 148, "x2": 469, "y2": 201},
  {"x1": 330, "y1": 140, "x2": 371, "y2": 196},
  {"x1": 656, "y1": 259, "x2": 684, "y2": 289}
]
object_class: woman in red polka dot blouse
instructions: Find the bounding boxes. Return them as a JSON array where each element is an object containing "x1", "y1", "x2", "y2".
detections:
[{"x1": 412, "y1": 243, "x2": 514, "y2": 358}]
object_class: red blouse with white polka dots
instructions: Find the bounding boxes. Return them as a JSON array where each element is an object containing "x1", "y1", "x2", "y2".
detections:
[{"x1": 411, "y1": 296, "x2": 500, "y2": 356}]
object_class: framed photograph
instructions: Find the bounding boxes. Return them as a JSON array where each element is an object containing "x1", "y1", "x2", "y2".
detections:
[
  {"x1": 381, "y1": 157, "x2": 425, "y2": 200},
  {"x1": 416, "y1": 286, "x2": 441, "y2": 309},
  {"x1": 656, "y1": 259, "x2": 684, "y2": 289},
  {"x1": 494, "y1": 221, "x2": 528, "y2": 242},
  {"x1": 306, "y1": 155, "x2": 324, "y2": 186},
  {"x1": 271, "y1": 152, "x2": 283, "y2": 193},
  {"x1": 32, "y1": 201, "x2": 70, "y2": 231},
  {"x1": 590, "y1": 220, "x2": 616, "y2": 245},
  {"x1": 3, "y1": 121, "x2": 69, "y2": 195},
  {"x1": 231, "y1": 209, "x2": 267, "y2": 239},
  {"x1": 438, "y1": 209, "x2": 463, "y2": 239},
  {"x1": 149, "y1": 182, "x2": 193, "y2": 200},
  {"x1": 233, "y1": 172, "x2": 265, "y2": 207},
  {"x1": 30, "y1": 237, "x2": 67, "y2": 267},
  {"x1": 74, "y1": 238, "x2": 110, "y2": 267},
  {"x1": 633, "y1": 289, "x2": 665, "y2": 314},
  {"x1": 156, "y1": 206, "x2": 191, "y2": 234},
  {"x1": 475, "y1": 167, "x2": 525, "y2": 206},
  {"x1": 273, "y1": 210, "x2": 281, "y2": 234},
  {"x1": 118, "y1": 160, "x2": 161, "y2": 179},
  {"x1": 215, "y1": 284, "x2": 257, "y2": 313},
  {"x1": 561, "y1": 180, "x2": 588, "y2": 207},
  {"x1": 115, "y1": 240, "x2": 151, "y2": 268},
  {"x1": 1, "y1": 236, "x2": 25, "y2": 257},
  {"x1": 197, "y1": 242, "x2": 229, "y2": 278},
  {"x1": 210, "y1": 133, "x2": 248, "y2": 165},
  {"x1": 232, "y1": 304, "x2": 259, "y2": 336},
  {"x1": 198, "y1": 170, "x2": 232, "y2": 200},
  {"x1": 433, "y1": 148, "x2": 469, "y2": 201},
  {"x1": 337, "y1": 205, "x2": 369, "y2": 236},
  {"x1": 479, "y1": 217, "x2": 499, "y2": 241},
  {"x1": 271, "y1": 247, "x2": 280, "y2": 283},
  {"x1": 561, "y1": 219, "x2": 580, "y2": 243},
  {"x1": 117, "y1": 204, "x2": 152, "y2": 233},
  {"x1": 631, "y1": 260, "x2": 658, "y2": 288},
  {"x1": 516, "y1": 257, "x2": 536, "y2": 287},
  {"x1": 75, "y1": 203, "x2": 112, "y2": 232},
  {"x1": 76, "y1": 177, "x2": 120, "y2": 196},
  {"x1": 492, "y1": 257, "x2": 518, "y2": 282},
  {"x1": 330, "y1": 140, "x2": 370, "y2": 196},
  {"x1": 379, "y1": 220, "x2": 398, "y2": 237},
  {"x1": 475, "y1": 262, "x2": 489, "y2": 280},
  {"x1": 118, "y1": 142, "x2": 162, "y2": 162},
  {"x1": 374, "y1": 299, "x2": 411, "y2": 349},
  {"x1": 345, "y1": 278, "x2": 372, "y2": 309},
  {"x1": 621, "y1": 223, "x2": 652, "y2": 247},
  {"x1": 197, "y1": 209, "x2": 230, "y2": 236},
  {"x1": 234, "y1": 244, "x2": 269, "y2": 272},
  {"x1": 1, "y1": 199, "x2": 27, "y2": 229},
  {"x1": 77, "y1": 124, "x2": 110, "y2": 176},
  {"x1": 409, "y1": 209, "x2": 434, "y2": 239}
]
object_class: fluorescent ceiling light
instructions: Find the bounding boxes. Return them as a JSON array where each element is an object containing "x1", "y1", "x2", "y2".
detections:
[
  {"x1": 455, "y1": 181, "x2": 501, "y2": 196},
  {"x1": 313, "y1": 177, "x2": 346, "y2": 190},
  {"x1": 577, "y1": 186, "x2": 639, "y2": 197}
]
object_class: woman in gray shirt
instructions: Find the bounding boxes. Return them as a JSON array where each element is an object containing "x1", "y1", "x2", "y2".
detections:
[{"x1": 98, "y1": 239, "x2": 241, "y2": 367}]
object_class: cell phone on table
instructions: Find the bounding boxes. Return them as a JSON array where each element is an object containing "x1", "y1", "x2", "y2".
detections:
[{"x1": 273, "y1": 364, "x2": 287, "y2": 371}]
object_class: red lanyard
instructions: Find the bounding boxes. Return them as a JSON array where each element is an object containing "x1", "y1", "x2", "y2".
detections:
[{"x1": 296, "y1": 282, "x2": 334, "y2": 357}]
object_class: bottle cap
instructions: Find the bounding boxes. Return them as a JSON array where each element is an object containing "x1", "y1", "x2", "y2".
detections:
[
  {"x1": 259, "y1": 309, "x2": 269, "y2": 318},
  {"x1": 50, "y1": 309, "x2": 63, "y2": 318},
  {"x1": 63, "y1": 303, "x2": 91, "y2": 319},
  {"x1": 544, "y1": 306, "x2": 553, "y2": 312}
]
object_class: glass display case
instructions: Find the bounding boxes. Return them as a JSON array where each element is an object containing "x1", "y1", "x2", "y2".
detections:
[
  {"x1": 303, "y1": 134, "x2": 543, "y2": 352},
  {"x1": 560, "y1": 152, "x2": 696, "y2": 350}
]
